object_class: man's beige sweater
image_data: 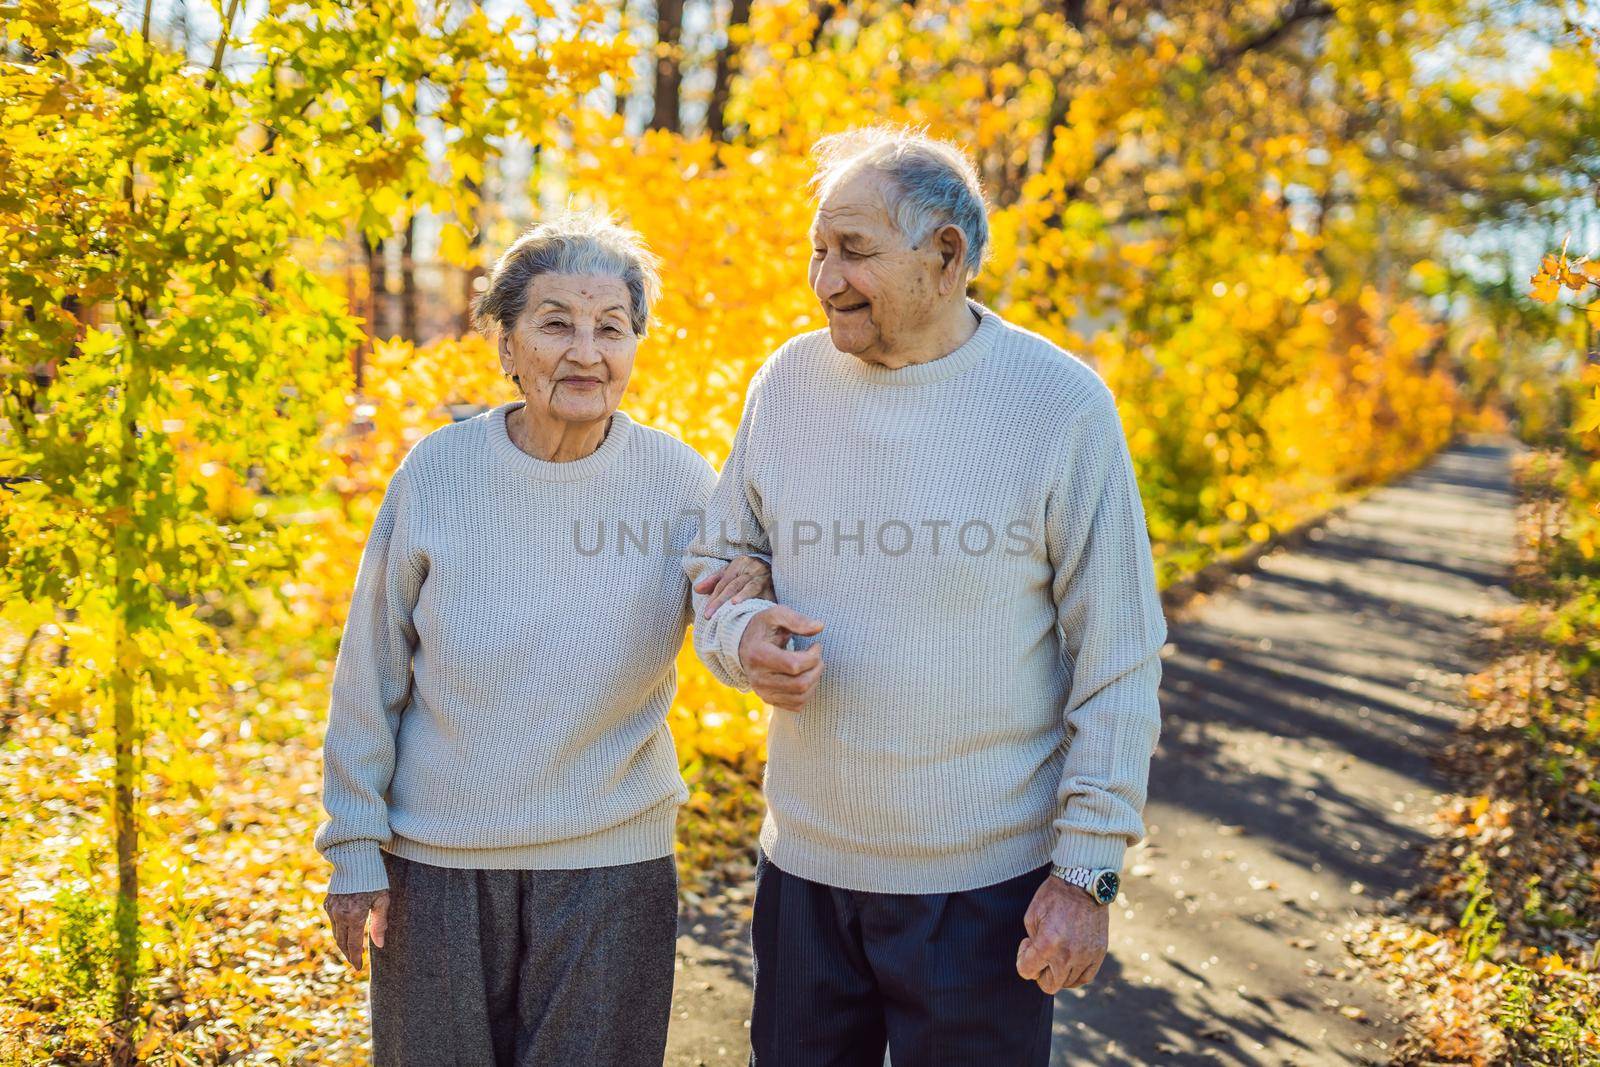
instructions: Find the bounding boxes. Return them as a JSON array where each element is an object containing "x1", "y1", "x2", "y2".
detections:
[{"x1": 684, "y1": 300, "x2": 1168, "y2": 894}]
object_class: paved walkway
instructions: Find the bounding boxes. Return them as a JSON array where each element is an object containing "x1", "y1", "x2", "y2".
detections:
[{"x1": 665, "y1": 437, "x2": 1521, "y2": 1066}]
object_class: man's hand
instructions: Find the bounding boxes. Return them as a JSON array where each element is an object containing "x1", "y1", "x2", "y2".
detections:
[
  {"x1": 738, "y1": 605, "x2": 824, "y2": 712},
  {"x1": 694, "y1": 555, "x2": 775, "y2": 620},
  {"x1": 324, "y1": 889, "x2": 390, "y2": 971},
  {"x1": 1015, "y1": 875, "x2": 1109, "y2": 994}
]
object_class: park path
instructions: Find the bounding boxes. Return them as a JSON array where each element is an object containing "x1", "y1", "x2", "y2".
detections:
[{"x1": 664, "y1": 436, "x2": 1522, "y2": 1067}]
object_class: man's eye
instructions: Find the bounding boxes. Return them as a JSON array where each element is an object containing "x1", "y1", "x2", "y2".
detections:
[
  {"x1": 602, "y1": 325, "x2": 625, "y2": 337},
  {"x1": 842, "y1": 248, "x2": 867, "y2": 260},
  {"x1": 812, "y1": 247, "x2": 826, "y2": 259}
]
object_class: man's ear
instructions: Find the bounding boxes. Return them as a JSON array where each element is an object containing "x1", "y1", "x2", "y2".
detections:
[{"x1": 934, "y1": 223, "x2": 969, "y2": 294}]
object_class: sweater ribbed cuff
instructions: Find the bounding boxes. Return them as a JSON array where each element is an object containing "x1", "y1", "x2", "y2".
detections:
[
  {"x1": 324, "y1": 840, "x2": 390, "y2": 895},
  {"x1": 1050, "y1": 829, "x2": 1129, "y2": 874}
]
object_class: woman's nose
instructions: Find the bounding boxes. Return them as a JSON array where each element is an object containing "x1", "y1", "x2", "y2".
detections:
[{"x1": 569, "y1": 328, "x2": 603, "y2": 364}]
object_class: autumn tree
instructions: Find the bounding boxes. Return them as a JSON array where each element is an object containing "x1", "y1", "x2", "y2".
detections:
[{"x1": 0, "y1": 0, "x2": 622, "y2": 1053}]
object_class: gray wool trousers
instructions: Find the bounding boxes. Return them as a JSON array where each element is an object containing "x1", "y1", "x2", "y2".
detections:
[{"x1": 368, "y1": 849, "x2": 679, "y2": 1067}]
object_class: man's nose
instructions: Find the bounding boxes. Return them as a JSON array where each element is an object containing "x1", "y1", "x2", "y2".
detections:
[{"x1": 812, "y1": 253, "x2": 846, "y2": 300}]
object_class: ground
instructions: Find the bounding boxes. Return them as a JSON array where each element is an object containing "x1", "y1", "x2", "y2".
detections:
[{"x1": 662, "y1": 436, "x2": 1520, "y2": 1067}]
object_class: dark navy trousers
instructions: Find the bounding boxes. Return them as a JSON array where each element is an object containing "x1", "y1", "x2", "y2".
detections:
[{"x1": 748, "y1": 850, "x2": 1055, "y2": 1066}]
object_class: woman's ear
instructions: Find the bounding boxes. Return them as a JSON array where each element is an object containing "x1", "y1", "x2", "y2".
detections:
[
  {"x1": 497, "y1": 330, "x2": 513, "y2": 373},
  {"x1": 935, "y1": 224, "x2": 969, "y2": 294}
]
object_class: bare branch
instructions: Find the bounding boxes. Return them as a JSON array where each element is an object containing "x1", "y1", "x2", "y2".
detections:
[{"x1": 204, "y1": 0, "x2": 244, "y2": 91}]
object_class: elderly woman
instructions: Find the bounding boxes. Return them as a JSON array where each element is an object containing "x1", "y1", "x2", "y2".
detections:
[{"x1": 314, "y1": 211, "x2": 770, "y2": 1066}]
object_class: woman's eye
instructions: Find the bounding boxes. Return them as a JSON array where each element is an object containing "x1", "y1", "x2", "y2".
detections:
[
  {"x1": 812, "y1": 247, "x2": 826, "y2": 259},
  {"x1": 602, "y1": 325, "x2": 624, "y2": 337},
  {"x1": 540, "y1": 320, "x2": 569, "y2": 331}
]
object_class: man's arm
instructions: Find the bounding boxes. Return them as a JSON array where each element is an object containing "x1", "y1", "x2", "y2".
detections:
[
  {"x1": 1045, "y1": 387, "x2": 1168, "y2": 875},
  {"x1": 313, "y1": 462, "x2": 427, "y2": 895},
  {"x1": 682, "y1": 366, "x2": 780, "y2": 692}
]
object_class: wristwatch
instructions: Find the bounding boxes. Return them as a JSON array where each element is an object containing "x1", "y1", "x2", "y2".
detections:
[{"x1": 1050, "y1": 864, "x2": 1120, "y2": 906}]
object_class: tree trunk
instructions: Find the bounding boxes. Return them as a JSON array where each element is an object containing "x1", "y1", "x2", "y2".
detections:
[
  {"x1": 615, "y1": 0, "x2": 632, "y2": 119},
  {"x1": 1039, "y1": 0, "x2": 1092, "y2": 166},
  {"x1": 460, "y1": 177, "x2": 481, "y2": 335},
  {"x1": 809, "y1": 1, "x2": 838, "y2": 51},
  {"x1": 706, "y1": 0, "x2": 754, "y2": 141},
  {"x1": 173, "y1": 0, "x2": 189, "y2": 57},
  {"x1": 400, "y1": 214, "x2": 419, "y2": 344},
  {"x1": 110, "y1": 290, "x2": 152, "y2": 1058},
  {"x1": 460, "y1": 157, "x2": 493, "y2": 335},
  {"x1": 363, "y1": 78, "x2": 389, "y2": 347},
  {"x1": 649, "y1": 0, "x2": 685, "y2": 132},
  {"x1": 3, "y1": 624, "x2": 41, "y2": 734},
  {"x1": 348, "y1": 230, "x2": 366, "y2": 389},
  {"x1": 364, "y1": 233, "x2": 388, "y2": 342}
]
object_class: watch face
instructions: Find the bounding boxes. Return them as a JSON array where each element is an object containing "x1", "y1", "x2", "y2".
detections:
[{"x1": 1092, "y1": 871, "x2": 1120, "y2": 905}]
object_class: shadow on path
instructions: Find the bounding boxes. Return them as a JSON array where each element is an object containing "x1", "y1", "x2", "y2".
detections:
[{"x1": 1050, "y1": 438, "x2": 1519, "y2": 1065}]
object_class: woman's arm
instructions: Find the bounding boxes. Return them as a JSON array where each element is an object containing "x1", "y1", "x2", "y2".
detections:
[{"x1": 313, "y1": 462, "x2": 426, "y2": 897}]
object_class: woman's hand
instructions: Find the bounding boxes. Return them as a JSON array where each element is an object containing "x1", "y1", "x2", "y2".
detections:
[
  {"x1": 694, "y1": 555, "x2": 775, "y2": 620},
  {"x1": 324, "y1": 889, "x2": 390, "y2": 971}
]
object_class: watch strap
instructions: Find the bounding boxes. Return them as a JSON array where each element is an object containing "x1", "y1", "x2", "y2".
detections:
[{"x1": 1050, "y1": 863, "x2": 1117, "y2": 905}]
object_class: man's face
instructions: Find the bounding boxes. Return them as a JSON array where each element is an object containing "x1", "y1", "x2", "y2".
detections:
[{"x1": 807, "y1": 169, "x2": 943, "y2": 364}]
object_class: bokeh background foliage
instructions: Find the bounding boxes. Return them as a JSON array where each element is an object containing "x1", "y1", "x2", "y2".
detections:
[{"x1": 1, "y1": 0, "x2": 1597, "y2": 1061}]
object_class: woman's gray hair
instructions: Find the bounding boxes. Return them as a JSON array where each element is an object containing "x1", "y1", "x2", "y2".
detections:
[
  {"x1": 809, "y1": 125, "x2": 991, "y2": 275},
  {"x1": 472, "y1": 210, "x2": 662, "y2": 338}
]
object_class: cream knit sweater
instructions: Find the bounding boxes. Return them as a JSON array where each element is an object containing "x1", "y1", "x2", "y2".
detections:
[
  {"x1": 315, "y1": 402, "x2": 713, "y2": 894},
  {"x1": 684, "y1": 301, "x2": 1168, "y2": 894}
]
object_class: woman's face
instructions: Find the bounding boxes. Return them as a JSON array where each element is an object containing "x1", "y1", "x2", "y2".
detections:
[{"x1": 499, "y1": 273, "x2": 638, "y2": 426}]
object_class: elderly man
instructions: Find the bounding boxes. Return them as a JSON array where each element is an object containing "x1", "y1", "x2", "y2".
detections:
[{"x1": 684, "y1": 125, "x2": 1167, "y2": 1065}]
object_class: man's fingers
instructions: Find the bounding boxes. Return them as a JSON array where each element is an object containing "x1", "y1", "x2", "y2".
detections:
[
  {"x1": 775, "y1": 659, "x2": 823, "y2": 703},
  {"x1": 692, "y1": 571, "x2": 721, "y2": 594},
  {"x1": 1066, "y1": 953, "x2": 1102, "y2": 988},
  {"x1": 755, "y1": 656, "x2": 825, "y2": 704},
  {"x1": 764, "y1": 605, "x2": 824, "y2": 637},
  {"x1": 1016, "y1": 937, "x2": 1045, "y2": 980},
  {"x1": 792, "y1": 658, "x2": 824, "y2": 693},
  {"x1": 369, "y1": 894, "x2": 389, "y2": 950},
  {"x1": 748, "y1": 641, "x2": 821, "y2": 677}
]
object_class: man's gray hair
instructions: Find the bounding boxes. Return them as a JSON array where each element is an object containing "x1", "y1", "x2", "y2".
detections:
[
  {"x1": 809, "y1": 125, "x2": 991, "y2": 275},
  {"x1": 472, "y1": 210, "x2": 662, "y2": 338}
]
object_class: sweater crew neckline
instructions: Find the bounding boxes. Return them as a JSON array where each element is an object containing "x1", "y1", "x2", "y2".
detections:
[
  {"x1": 833, "y1": 299, "x2": 1002, "y2": 387},
  {"x1": 488, "y1": 401, "x2": 634, "y2": 482}
]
